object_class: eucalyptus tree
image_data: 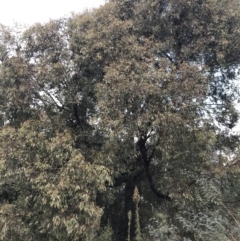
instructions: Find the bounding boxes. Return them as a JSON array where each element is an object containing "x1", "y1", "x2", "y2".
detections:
[
  {"x1": 69, "y1": 0, "x2": 240, "y2": 239},
  {"x1": 0, "y1": 0, "x2": 240, "y2": 240}
]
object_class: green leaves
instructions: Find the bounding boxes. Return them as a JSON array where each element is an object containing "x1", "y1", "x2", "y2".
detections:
[{"x1": 0, "y1": 118, "x2": 111, "y2": 240}]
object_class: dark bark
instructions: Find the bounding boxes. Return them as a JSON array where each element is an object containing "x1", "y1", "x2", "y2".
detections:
[
  {"x1": 124, "y1": 179, "x2": 135, "y2": 239},
  {"x1": 73, "y1": 103, "x2": 81, "y2": 126},
  {"x1": 137, "y1": 136, "x2": 172, "y2": 201}
]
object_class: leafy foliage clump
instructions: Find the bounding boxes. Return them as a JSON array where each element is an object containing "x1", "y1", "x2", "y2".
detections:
[{"x1": 0, "y1": 118, "x2": 111, "y2": 240}]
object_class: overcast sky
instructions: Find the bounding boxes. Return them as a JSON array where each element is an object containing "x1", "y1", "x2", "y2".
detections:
[{"x1": 0, "y1": 0, "x2": 106, "y2": 27}]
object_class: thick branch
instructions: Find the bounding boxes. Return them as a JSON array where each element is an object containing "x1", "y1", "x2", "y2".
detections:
[
  {"x1": 148, "y1": 177, "x2": 171, "y2": 201},
  {"x1": 137, "y1": 136, "x2": 171, "y2": 201},
  {"x1": 73, "y1": 103, "x2": 81, "y2": 126}
]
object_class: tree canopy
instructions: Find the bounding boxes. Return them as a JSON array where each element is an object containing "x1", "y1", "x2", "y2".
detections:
[{"x1": 1, "y1": 0, "x2": 240, "y2": 240}]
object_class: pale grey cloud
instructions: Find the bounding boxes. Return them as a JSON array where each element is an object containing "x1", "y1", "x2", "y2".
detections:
[{"x1": 0, "y1": 0, "x2": 106, "y2": 26}]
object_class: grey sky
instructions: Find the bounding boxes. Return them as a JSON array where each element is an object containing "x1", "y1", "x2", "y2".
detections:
[{"x1": 0, "y1": 0, "x2": 106, "y2": 26}]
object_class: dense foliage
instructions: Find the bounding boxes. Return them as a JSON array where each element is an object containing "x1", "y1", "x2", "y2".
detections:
[{"x1": 1, "y1": 0, "x2": 240, "y2": 240}]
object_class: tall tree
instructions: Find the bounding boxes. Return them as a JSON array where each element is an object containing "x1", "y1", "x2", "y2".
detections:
[
  {"x1": 0, "y1": 0, "x2": 240, "y2": 240},
  {"x1": 69, "y1": 0, "x2": 240, "y2": 239}
]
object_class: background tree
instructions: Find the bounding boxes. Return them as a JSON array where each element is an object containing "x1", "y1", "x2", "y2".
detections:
[{"x1": 0, "y1": 20, "x2": 111, "y2": 241}]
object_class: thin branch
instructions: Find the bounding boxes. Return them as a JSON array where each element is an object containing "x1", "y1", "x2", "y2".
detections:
[
  {"x1": 163, "y1": 52, "x2": 174, "y2": 63},
  {"x1": 42, "y1": 89, "x2": 63, "y2": 110},
  {"x1": 228, "y1": 232, "x2": 237, "y2": 241},
  {"x1": 226, "y1": 157, "x2": 240, "y2": 167},
  {"x1": 221, "y1": 201, "x2": 240, "y2": 229}
]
